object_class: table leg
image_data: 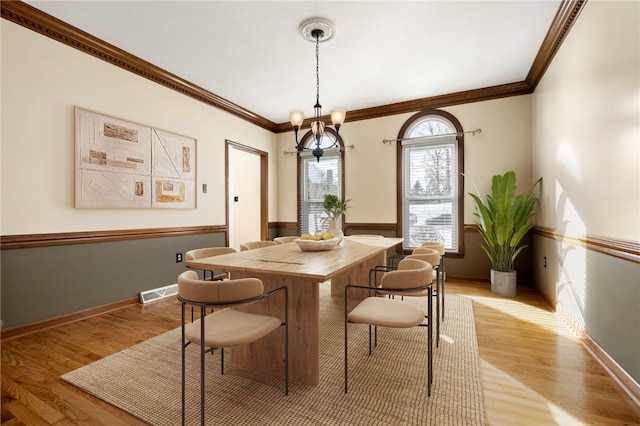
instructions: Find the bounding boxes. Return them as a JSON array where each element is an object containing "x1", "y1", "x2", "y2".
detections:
[
  {"x1": 330, "y1": 250, "x2": 387, "y2": 299},
  {"x1": 229, "y1": 271, "x2": 320, "y2": 385}
]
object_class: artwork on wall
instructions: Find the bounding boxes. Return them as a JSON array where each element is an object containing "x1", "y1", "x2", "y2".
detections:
[{"x1": 75, "y1": 107, "x2": 196, "y2": 209}]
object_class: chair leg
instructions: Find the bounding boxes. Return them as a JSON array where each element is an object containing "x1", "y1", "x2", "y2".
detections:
[
  {"x1": 181, "y1": 303, "x2": 186, "y2": 426},
  {"x1": 199, "y1": 306, "x2": 206, "y2": 426},
  {"x1": 284, "y1": 286, "x2": 289, "y2": 396},
  {"x1": 344, "y1": 295, "x2": 349, "y2": 394},
  {"x1": 436, "y1": 272, "x2": 441, "y2": 348},
  {"x1": 427, "y1": 286, "x2": 433, "y2": 396},
  {"x1": 221, "y1": 347, "x2": 225, "y2": 375},
  {"x1": 441, "y1": 256, "x2": 445, "y2": 321},
  {"x1": 374, "y1": 325, "x2": 378, "y2": 348}
]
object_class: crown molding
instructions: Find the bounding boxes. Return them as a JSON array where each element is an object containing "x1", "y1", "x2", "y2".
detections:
[
  {"x1": 2, "y1": 0, "x2": 586, "y2": 134},
  {"x1": 526, "y1": 0, "x2": 587, "y2": 89},
  {"x1": 0, "y1": 1, "x2": 277, "y2": 132}
]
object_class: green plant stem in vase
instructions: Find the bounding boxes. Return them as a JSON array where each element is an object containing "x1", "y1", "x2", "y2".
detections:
[{"x1": 321, "y1": 194, "x2": 350, "y2": 241}]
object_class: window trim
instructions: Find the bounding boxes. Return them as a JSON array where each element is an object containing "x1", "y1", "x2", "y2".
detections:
[
  {"x1": 396, "y1": 109, "x2": 465, "y2": 256},
  {"x1": 297, "y1": 129, "x2": 345, "y2": 236}
]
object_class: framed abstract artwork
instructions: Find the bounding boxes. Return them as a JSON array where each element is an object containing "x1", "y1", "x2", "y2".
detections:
[{"x1": 75, "y1": 107, "x2": 196, "y2": 209}]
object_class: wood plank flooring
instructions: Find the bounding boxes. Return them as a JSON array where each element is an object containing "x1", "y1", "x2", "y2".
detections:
[{"x1": 2, "y1": 280, "x2": 639, "y2": 425}]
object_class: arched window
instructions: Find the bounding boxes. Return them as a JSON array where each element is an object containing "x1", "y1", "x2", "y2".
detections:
[
  {"x1": 297, "y1": 129, "x2": 345, "y2": 235},
  {"x1": 396, "y1": 110, "x2": 464, "y2": 254}
]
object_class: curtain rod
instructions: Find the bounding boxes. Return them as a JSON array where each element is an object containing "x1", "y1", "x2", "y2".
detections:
[{"x1": 382, "y1": 128, "x2": 481, "y2": 144}]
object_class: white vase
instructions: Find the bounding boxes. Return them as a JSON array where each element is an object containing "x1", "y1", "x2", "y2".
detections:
[
  {"x1": 490, "y1": 269, "x2": 517, "y2": 297},
  {"x1": 327, "y1": 219, "x2": 344, "y2": 243}
]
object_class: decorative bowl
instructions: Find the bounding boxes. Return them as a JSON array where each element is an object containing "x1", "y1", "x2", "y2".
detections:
[{"x1": 294, "y1": 237, "x2": 341, "y2": 252}]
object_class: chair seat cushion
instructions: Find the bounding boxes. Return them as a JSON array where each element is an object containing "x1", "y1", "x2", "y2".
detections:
[
  {"x1": 185, "y1": 309, "x2": 281, "y2": 347},
  {"x1": 348, "y1": 297, "x2": 425, "y2": 328}
]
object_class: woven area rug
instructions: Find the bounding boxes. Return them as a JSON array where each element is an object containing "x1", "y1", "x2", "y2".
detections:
[{"x1": 62, "y1": 284, "x2": 486, "y2": 425}]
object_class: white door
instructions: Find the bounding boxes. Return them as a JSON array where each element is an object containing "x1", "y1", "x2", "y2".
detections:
[{"x1": 228, "y1": 145, "x2": 261, "y2": 251}]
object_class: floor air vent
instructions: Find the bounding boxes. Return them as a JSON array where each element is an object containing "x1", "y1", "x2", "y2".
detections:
[{"x1": 139, "y1": 284, "x2": 178, "y2": 304}]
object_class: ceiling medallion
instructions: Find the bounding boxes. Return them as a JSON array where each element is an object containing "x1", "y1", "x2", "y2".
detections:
[{"x1": 299, "y1": 17, "x2": 335, "y2": 43}]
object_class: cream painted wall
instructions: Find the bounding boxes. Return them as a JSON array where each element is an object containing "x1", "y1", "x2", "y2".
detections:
[
  {"x1": 531, "y1": 0, "x2": 639, "y2": 384},
  {"x1": 1, "y1": 21, "x2": 278, "y2": 235},
  {"x1": 276, "y1": 95, "x2": 533, "y2": 225},
  {"x1": 533, "y1": 1, "x2": 639, "y2": 241}
]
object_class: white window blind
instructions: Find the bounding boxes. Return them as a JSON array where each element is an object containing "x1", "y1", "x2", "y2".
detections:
[
  {"x1": 401, "y1": 134, "x2": 458, "y2": 251},
  {"x1": 299, "y1": 149, "x2": 342, "y2": 235}
]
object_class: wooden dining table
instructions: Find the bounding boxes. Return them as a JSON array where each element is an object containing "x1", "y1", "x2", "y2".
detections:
[{"x1": 186, "y1": 236, "x2": 403, "y2": 385}]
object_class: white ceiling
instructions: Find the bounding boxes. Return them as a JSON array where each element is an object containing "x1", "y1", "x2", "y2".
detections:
[{"x1": 25, "y1": 1, "x2": 562, "y2": 125}]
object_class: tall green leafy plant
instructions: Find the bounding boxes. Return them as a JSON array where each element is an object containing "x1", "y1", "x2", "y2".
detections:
[{"x1": 469, "y1": 171, "x2": 541, "y2": 272}]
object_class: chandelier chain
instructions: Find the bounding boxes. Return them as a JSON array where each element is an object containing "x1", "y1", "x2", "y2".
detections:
[{"x1": 315, "y1": 34, "x2": 321, "y2": 108}]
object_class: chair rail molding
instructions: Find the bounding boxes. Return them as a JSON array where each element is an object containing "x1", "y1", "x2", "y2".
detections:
[
  {"x1": 534, "y1": 226, "x2": 640, "y2": 264},
  {"x1": 1, "y1": 225, "x2": 227, "y2": 250}
]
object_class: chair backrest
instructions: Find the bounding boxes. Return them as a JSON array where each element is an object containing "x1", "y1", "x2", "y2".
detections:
[
  {"x1": 240, "y1": 241, "x2": 278, "y2": 251},
  {"x1": 380, "y1": 259, "x2": 432, "y2": 291},
  {"x1": 419, "y1": 241, "x2": 445, "y2": 255},
  {"x1": 177, "y1": 270, "x2": 263, "y2": 304},
  {"x1": 274, "y1": 236, "x2": 298, "y2": 244},
  {"x1": 186, "y1": 247, "x2": 236, "y2": 261},
  {"x1": 409, "y1": 248, "x2": 440, "y2": 267}
]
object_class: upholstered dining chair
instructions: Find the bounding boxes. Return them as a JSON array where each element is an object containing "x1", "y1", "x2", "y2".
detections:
[
  {"x1": 185, "y1": 247, "x2": 236, "y2": 281},
  {"x1": 240, "y1": 240, "x2": 278, "y2": 251},
  {"x1": 274, "y1": 236, "x2": 298, "y2": 244},
  {"x1": 405, "y1": 248, "x2": 441, "y2": 347},
  {"x1": 344, "y1": 258, "x2": 434, "y2": 396},
  {"x1": 418, "y1": 241, "x2": 446, "y2": 319},
  {"x1": 177, "y1": 271, "x2": 288, "y2": 426}
]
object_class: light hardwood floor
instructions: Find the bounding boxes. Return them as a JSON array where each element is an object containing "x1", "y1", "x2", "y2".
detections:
[{"x1": 2, "y1": 280, "x2": 639, "y2": 425}]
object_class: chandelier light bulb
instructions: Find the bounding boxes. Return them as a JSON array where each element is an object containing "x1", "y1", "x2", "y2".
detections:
[
  {"x1": 330, "y1": 109, "x2": 346, "y2": 126},
  {"x1": 290, "y1": 110, "x2": 304, "y2": 127}
]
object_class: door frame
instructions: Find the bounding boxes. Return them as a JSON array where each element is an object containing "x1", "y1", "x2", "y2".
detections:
[{"x1": 225, "y1": 140, "x2": 268, "y2": 245}]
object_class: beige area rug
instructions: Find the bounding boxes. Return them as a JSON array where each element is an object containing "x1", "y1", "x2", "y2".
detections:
[{"x1": 62, "y1": 284, "x2": 486, "y2": 425}]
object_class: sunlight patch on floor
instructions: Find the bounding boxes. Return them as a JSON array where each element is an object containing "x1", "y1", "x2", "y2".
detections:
[{"x1": 481, "y1": 359, "x2": 589, "y2": 426}]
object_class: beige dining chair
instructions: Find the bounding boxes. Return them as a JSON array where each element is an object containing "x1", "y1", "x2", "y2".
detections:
[
  {"x1": 274, "y1": 236, "x2": 298, "y2": 244},
  {"x1": 178, "y1": 270, "x2": 288, "y2": 425},
  {"x1": 240, "y1": 240, "x2": 278, "y2": 251},
  {"x1": 418, "y1": 241, "x2": 446, "y2": 320},
  {"x1": 404, "y1": 248, "x2": 441, "y2": 347},
  {"x1": 185, "y1": 247, "x2": 236, "y2": 281},
  {"x1": 344, "y1": 258, "x2": 434, "y2": 396}
]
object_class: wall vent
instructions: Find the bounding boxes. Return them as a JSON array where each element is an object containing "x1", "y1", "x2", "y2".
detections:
[{"x1": 139, "y1": 283, "x2": 178, "y2": 304}]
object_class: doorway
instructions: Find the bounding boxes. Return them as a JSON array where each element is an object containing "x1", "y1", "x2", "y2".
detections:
[{"x1": 226, "y1": 141, "x2": 268, "y2": 251}]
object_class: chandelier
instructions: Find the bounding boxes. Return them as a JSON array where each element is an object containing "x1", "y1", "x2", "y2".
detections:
[{"x1": 290, "y1": 18, "x2": 346, "y2": 162}]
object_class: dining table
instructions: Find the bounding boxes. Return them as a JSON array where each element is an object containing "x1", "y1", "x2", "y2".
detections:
[{"x1": 186, "y1": 236, "x2": 403, "y2": 385}]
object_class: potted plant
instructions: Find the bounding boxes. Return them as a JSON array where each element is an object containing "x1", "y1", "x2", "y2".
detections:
[
  {"x1": 468, "y1": 171, "x2": 541, "y2": 296},
  {"x1": 322, "y1": 194, "x2": 350, "y2": 240}
]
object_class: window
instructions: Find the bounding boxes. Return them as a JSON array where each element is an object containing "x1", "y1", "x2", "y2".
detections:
[
  {"x1": 397, "y1": 110, "x2": 464, "y2": 253},
  {"x1": 298, "y1": 129, "x2": 345, "y2": 235}
]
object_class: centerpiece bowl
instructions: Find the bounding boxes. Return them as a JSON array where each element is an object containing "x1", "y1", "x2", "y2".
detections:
[{"x1": 294, "y1": 236, "x2": 341, "y2": 252}]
